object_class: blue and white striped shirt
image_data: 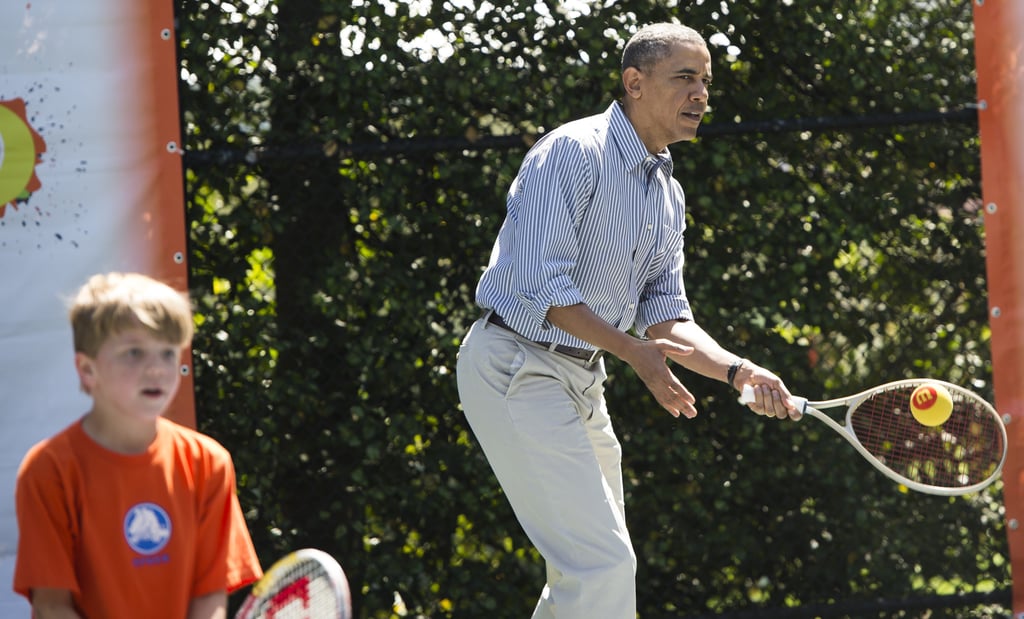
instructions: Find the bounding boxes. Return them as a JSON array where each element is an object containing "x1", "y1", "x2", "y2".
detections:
[{"x1": 476, "y1": 101, "x2": 693, "y2": 349}]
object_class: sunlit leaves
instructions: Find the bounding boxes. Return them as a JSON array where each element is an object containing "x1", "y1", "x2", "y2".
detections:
[{"x1": 177, "y1": 0, "x2": 1003, "y2": 616}]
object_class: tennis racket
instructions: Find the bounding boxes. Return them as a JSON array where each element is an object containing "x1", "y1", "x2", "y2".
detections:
[
  {"x1": 741, "y1": 379, "x2": 1007, "y2": 496},
  {"x1": 235, "y1": 548, "x2": 352, "y2": 619}
]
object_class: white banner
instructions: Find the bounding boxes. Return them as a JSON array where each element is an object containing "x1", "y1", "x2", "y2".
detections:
[{"x1": 0, "y1": 1, "x2": 189, "y2": 615}]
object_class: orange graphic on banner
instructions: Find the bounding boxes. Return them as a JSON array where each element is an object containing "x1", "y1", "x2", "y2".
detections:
[{"x1": 0, "y1": 98, "x2": 47, "y2": 217}]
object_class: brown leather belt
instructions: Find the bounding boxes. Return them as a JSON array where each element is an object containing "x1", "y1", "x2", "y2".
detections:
[{"x1": 487, "y1": 312, "x2": 604, "y2": 364}]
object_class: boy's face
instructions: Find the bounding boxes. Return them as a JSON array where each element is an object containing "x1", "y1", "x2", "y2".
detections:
[{"x1": 75, "y1": 326, "x2": 183, "y2": 422}]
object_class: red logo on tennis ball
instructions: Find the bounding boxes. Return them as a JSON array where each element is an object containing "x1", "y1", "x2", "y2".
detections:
[
  {"x1": 910, "y1": 384, "x2": 953, "y2": 426},
  {"x1": 912, "y1": 386, "x2": 938, "y2": 409}
]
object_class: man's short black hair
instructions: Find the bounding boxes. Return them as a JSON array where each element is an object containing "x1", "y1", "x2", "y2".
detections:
[{"x1": 621, "y1": 23, "x2": 707, "y2": 73}]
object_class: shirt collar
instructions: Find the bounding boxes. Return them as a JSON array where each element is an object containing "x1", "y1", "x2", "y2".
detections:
[{"x1": 607, "y1": 101, "x2": 674, "y2": 175}]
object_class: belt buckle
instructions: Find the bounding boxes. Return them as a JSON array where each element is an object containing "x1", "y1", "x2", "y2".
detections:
[{"x1": 584, "y1": 349, "x2": 602, "y2": 365}]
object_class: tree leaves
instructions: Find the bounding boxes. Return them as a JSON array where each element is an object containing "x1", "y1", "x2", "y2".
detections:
[{"x1": 177, "y1": 0, "x2": 1004, "y2": 616}]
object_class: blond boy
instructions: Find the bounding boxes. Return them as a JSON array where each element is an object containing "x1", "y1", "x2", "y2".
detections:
[{"x1": 14, "y1": 272, "x2": 262, "y2": 618}]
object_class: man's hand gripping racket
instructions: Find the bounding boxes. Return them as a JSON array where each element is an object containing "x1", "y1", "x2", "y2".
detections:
[
  {"x1": 235, "y1": 548, "x2": 352, "y2": 619},
  {"x1": 741, "y1": 379, "x2": 1007, "y2": 496}
]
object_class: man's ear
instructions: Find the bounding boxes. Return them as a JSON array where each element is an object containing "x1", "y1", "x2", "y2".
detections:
[{"x1": 622, "y1": 66, "x2": 643, "y2": 100}]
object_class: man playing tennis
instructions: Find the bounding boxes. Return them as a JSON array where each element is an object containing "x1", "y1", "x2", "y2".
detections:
[{"x1": 456, "y1": 22, "x2": 800, "y2": 619}]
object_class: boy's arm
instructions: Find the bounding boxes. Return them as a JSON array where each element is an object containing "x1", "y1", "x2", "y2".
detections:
[
  {"x1": 187, "y1": 590, "x2": 227, "y2": 619},
  {"x1": 30, "y1": 588, "x2": 82, "y2": 619}
]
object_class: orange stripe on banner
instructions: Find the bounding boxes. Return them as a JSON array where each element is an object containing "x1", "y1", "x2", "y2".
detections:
[
  {"x1": 974, "y1": 1, "x2": 1024, "y2": 613},
  {"x1": 134, "y1": 1, "x2": 194, "y2": 428}
]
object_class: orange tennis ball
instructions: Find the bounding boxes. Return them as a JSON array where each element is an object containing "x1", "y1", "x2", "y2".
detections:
[{"x1": 910, "y1": 383, "x2": 953, "y2": 426}]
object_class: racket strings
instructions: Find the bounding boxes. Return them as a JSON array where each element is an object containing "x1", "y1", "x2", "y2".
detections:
[
  {"x1": 848, "y1": 386, "x2": 1004, "y2": 489},
  {"x1": 249, "y1": 559, "x2": 342, "y2": 618}
]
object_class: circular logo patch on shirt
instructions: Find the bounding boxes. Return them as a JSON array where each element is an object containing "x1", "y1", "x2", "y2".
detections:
[{"x1": 123, "y1": 502, "x2": 172, "y2": 555}]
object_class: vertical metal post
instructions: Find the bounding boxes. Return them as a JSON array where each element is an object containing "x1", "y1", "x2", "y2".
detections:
[{"x1": 974, "y1": 1, "x2": 1024, "y2": 614}]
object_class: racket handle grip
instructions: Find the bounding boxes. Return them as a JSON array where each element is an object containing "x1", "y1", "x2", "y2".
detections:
[{"x1": 739, "y1": 384, "x2": 808, "y2": 412}]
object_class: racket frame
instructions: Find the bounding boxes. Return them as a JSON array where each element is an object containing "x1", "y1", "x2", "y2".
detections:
[
  {"x1": 234, "y1": 548, "x2": 352, "y2": 619},
  {"x1": 742, "y1": 378, "x2": 1007, "y2": 496}
]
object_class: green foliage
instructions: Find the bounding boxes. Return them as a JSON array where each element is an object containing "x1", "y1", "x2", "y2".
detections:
[{"x1": 175, "y1": 0, "x2": 1006, "y2": 616}]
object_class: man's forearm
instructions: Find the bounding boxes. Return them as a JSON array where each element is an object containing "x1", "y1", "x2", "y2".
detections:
[
  {"x1": 646, "y1": 318, "x2": 741, "y2": 381},
  {"x1": 546, "y1": 303, "x2": 643, "y2": 359}
]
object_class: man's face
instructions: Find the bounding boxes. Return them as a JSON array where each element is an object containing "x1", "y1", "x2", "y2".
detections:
[{"x1": 628, "y1": 41, "x2": 712, "y2": 149}]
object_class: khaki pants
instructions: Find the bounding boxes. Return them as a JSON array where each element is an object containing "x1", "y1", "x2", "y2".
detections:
[{"x1": 456, "y1": 317, "x2": 637, "y2": 619}]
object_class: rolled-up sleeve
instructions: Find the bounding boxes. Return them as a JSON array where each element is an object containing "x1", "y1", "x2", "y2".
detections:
[{"x1": 500, "y1": 135, "x2": 594, "y2": 329}]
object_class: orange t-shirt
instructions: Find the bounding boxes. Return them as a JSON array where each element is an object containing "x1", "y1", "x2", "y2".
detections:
[{"x1": 13, "y1": 417, "x2": 263, "y2": 618}]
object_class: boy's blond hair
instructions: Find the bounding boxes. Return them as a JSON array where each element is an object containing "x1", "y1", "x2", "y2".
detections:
[{"x1": 70, "y1": 272, "x2": 194, "y2": 357}]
